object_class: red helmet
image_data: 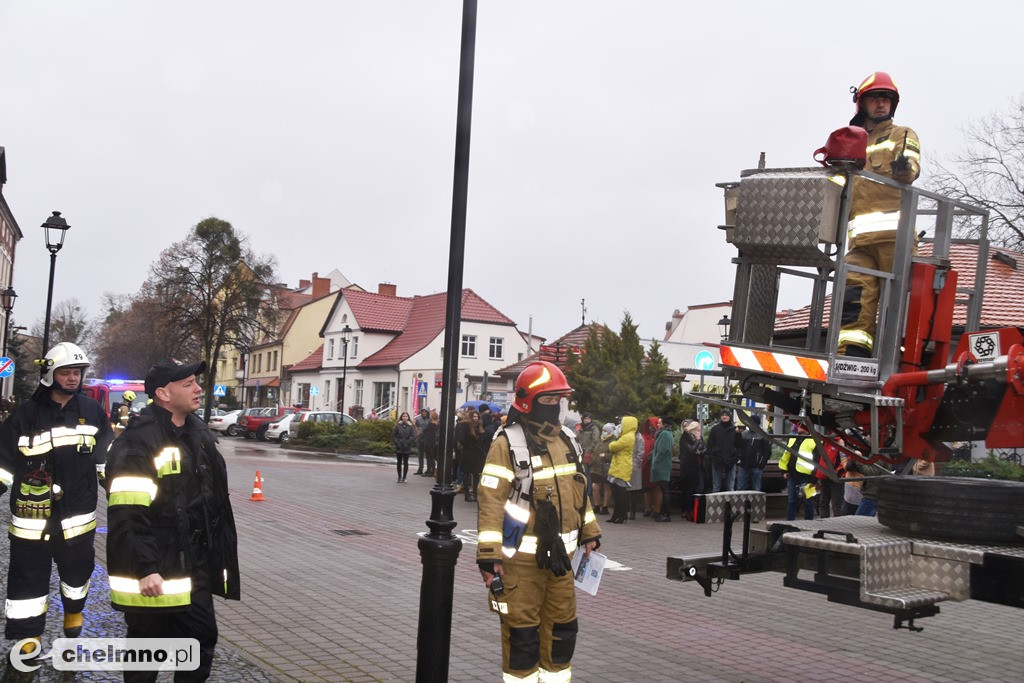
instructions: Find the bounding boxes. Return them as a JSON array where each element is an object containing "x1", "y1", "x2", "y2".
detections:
[
  {"x1": 850, "y1": 71, "x2": 900, "y2": 125},
  {"x1": 513, "y1": 361, "x2": 572, "y2": 413}
]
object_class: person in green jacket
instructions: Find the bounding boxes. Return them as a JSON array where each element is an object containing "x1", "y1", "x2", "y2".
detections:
[{"x1": 650, "y1": 418, "x2": 675, "y2": 521}]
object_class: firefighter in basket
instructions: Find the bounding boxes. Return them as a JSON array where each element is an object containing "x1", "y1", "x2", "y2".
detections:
[
  {"x1": 477, "y1": 360, "x2": 602, "y2": 682},
  {"x1": 0, "y1": 342, "x2": 113, "y2": 655},
  {"x1": 838, "y1": 70, "x2": 921, "y2": 357}
]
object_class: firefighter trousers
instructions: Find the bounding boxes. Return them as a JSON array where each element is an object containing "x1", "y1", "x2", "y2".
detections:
[
  {"x1": 4, "y1": 529, "x2": 95, "y2": 639},
  {"x1": 122, "y1": 555, "x2": 217, "y2": 682},
  {"x1": 496, "y1": 559, "x2": 578, "y2": 682},
  {"x1": 839, "y1": 233, "x2": 896, "y2": 354}
]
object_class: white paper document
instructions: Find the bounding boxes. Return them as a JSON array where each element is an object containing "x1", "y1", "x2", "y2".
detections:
[{"x1": 571, "y1": 550, "x2": 607, "y2": 596}]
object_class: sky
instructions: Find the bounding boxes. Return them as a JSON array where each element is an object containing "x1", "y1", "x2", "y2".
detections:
[{"x1": 2, "y1": 1, "x2": 1023, "y2": 348}]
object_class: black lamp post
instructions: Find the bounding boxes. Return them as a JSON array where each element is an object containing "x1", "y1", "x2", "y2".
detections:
[
  {"x1": 417, "y1": 1, "x2": 475, "y2": 679},
  {"x1": 1, "y1": 287, "x2": 16, "y2": 399},
  {"x1": 41, "y1": 211, "x2": 70, "y2": 356},
  {"x1": 718, "y1": 314, "x2": 732, "y2": 341},
  {"x1": 339, "y1": 324, "x2": 352, "y2": 416},
  {"x1": 1, "y1": 287, "x2": 17, "y2": 359}
]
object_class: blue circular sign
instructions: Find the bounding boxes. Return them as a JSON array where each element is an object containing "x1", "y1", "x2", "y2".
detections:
[
  {"x1": 0, "y1": 357, "x2": 13, "y2": 378},
  {"x1": 694, "y1": 351, "x2": 716, "y2": 371}
]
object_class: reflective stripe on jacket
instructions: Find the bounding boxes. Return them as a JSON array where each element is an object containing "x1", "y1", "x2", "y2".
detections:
[{"x1": 850, "y1": 120, "x2": 920, "y2": 218}]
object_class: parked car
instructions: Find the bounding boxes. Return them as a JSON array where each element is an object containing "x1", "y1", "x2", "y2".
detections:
[
  {"x1": 266, "y1": 410, "x2": 355, "y2": 443},
  {"x1": 209, "y1": 409, "x2": 242, "y2": 436},
  {"x1": 239, "y1": 406, "x2": 301, "y2": 440},
  {"x1": 196, "y1": 408, "x2": 226, "y2": 422}
]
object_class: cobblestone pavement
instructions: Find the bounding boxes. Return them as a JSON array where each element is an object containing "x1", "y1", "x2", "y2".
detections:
[{"x1": 3, "y1": 438, "x2": 1023, "y2": 682}]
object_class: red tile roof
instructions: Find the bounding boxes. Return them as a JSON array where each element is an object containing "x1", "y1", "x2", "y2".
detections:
[
  {"x1": 343, "y1": 288, "x2": 414, "y2": 332},
  {"x1": 496, "y1": 324, "x2": 603, "y2": 378},
  {"x1": 774, "y1": 243, "x2": 1024, "y2": 333},
  {"x1": 289, "y1": 345, "x2": 324, "y2": 373},
  {"x1": 356, "y1": 289, "x2": 516, "y2": 368}
]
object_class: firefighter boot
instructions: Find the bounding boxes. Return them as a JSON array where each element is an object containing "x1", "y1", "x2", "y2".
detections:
[{"x1": 63, "y1": 612, "x2": 83, "y2": 638}]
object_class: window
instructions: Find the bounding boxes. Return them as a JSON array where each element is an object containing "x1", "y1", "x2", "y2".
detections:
[
  {"x1": 327, "y1": 339, "x2": 335, "y2": 360},
  {"x1": 351, "y1": 336, "x2": 359, "y2": 358},
  {"x1": 256, "y1": 354, "x2": 262, "y2": 373},
  {"x1": 353, "y1": 379, "x2": 364, "y2": 408},
  {"x1": 488, "y1": 337, "x2": 503, "y2": 360},
  {"x1": 461, "y1": 334, "x2": 476, "y2": 357},
  {"x1": 273, "y1": 350, "x2": 279, "y2": 371}
]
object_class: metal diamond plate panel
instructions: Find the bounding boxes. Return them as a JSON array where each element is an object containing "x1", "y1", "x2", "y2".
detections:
[
  {"x1": 734, "y1": 167, "x2": 842, "y2": 266},
  {"x1": 698, "y1": 491, "x2": 766, "y2": 524},
  {"x1": 911, "y1": 554, "x2": 971, "y2": 602},
  {"x1": 743, "y1": 264, "x2": 778, "y2": 345}
]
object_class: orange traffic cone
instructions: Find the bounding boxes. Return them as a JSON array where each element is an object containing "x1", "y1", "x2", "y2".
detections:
[{"x1": 249, "y1": 470, "x2": 265, "y2": 501}]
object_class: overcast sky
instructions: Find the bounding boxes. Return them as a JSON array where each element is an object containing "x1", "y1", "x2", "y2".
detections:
[{"x1": 2, "y1": 1, "x2": 1022, "y2": 349}]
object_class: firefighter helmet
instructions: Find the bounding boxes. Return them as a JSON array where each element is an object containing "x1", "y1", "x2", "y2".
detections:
[
  {"x1": 39, "y1": 342, "x2": 90, "y2": 388},
  {"x1": 850, "y1": 71, "x2": 900, "y2": 124},
  {"x1": 512, "y1": 361, "x2": 572, "y2": 413},
  {"x1": 123, "y1": 390, "x2": 137, "y2": 403}
]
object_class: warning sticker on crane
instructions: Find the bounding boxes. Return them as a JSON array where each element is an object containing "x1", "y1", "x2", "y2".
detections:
[
  {"x1": 831, "y1": 358, "x2": 879, "y2": 380},
  {"x1": 968, "y1": 332, "x2": 1000, "y2": 361}
]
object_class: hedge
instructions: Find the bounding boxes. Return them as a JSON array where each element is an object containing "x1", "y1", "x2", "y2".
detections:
[{"x1": 292, "y1": 419, "x2": 400, "y2": 456}]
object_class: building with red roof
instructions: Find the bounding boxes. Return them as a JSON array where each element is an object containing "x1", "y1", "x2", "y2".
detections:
[{"x1": 287, "y1": 284, "x2": 536, "y2": 416}]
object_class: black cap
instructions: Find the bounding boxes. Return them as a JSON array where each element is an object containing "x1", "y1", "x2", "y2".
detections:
[{"x1": 145, "y1": 358, "x2": 207, "y2": 395}]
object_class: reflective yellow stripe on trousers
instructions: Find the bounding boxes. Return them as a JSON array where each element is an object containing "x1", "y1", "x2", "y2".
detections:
[
  {"x1": 61, "y1": 511, "x2": 97, "y2": 539},
  {"x1": 9, "y1": 515, "x2": 47, "y2": 540}
]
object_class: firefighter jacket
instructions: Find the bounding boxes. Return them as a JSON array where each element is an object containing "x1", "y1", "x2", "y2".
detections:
[
  {"x1": 850, "y1": 119, "x2": 921, "y2": 219},
  {"x1": 0, "y1": 389, "x2": 113, "y2": 544},
  {"x1": 477, "y1": 420, "x2": 601, "y2": 566},
  {"x1": 607, "y1": 416, "x2": 637, "y2": 483},
  {"x1": 780, "y1": 434, "x2": 817, "y2": 476},
  {"x1": 105, "y1": 405, "x2": 240, "y2": 612}
]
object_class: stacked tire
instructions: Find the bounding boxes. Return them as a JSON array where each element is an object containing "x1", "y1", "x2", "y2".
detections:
[{"x1": 877, "y1": 476, "x2": 1024, "y2": 543}]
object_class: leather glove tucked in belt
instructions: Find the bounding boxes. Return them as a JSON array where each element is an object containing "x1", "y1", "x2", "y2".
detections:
[{"x1": 534, "y1": 499, "x2": 571, "y2": 577}]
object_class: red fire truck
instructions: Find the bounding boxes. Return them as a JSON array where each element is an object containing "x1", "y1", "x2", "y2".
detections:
[{"x1": 82, "y1": 378, "x2": 148, "y2": 417}]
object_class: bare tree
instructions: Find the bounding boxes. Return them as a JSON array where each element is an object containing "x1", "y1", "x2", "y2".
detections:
[
  {"x1": 147, "y1": 217, "x2": 278, "y2": 418},
  {"x1": 92, "y1": 291, "x2": 192, "y2": 379},
  {"x1": 32, "y1": 298, "x2": 92, "y2": 352},
  {"x1": 930, "y1": 96, "x2": 1024, "y2": 250}
]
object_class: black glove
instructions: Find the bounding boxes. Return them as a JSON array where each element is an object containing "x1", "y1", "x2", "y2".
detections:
[
  {"x1": 534, "y1": 499, "x2": 572, "y2": 577},
  {"x1": 0, "y1": 482, "x2": 6, "y2": 498},
  {"x1": 891, "y1": 154, "x2": 911, "y2": 181}
]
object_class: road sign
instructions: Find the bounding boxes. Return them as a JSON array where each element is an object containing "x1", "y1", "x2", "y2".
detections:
[
  {"x1": 417, "y1": 380, "x2": 428, "y2": 397},
  {"x1": 694, "y1": 350, "x2": 716, "y2": 371},
  {"x1": 0, "y1": 357, "x2": 13, "y2": 378},
  {"x1": 697, "y1": 403, "x2": 709, "y2": 420},
  {"x1": 213, "y1": 384, "x2": 226, "y2": 397},
  {"x1": 309, "y1": 386, "x2": 320, "y2": 396}
]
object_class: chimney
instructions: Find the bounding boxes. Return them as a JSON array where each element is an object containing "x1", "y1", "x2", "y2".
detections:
[
  {"x1": 378, "y1": 283, "x2": 397, "y2": 297},
  {"x1": 298, "y1": 279, "x2": 310, "y2": 290},
  {"x1": 312, "y1": 276, "x2": 330, "y2": 297}
]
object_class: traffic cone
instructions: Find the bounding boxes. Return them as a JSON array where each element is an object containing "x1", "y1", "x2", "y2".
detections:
[{"x1": 249, "y1": 470, "x2": 265, "y2": 501}]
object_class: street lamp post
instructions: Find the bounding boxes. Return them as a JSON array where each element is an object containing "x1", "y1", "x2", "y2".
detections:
[
  {"x1": 339, "y1": 325, "x2": 352, "y2": 416},
  {"x1": 41, "y1": 211, "x2": 71, "y2": 357},
  {"x1": 417, "y1": 1, "x2": 475, "y2": 679},
  {"x1": 1, "y1": 287, "x2": 17, "y2": 399}
]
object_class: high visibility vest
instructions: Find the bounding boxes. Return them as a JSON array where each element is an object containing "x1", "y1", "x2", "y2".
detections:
[{"x1": 781, "y1": 435, "x2": 816, "y2": 475}]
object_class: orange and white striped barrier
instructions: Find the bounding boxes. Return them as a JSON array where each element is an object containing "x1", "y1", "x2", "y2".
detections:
[{"x1": 720, "y1": 345, "x2": 829, "y2": 382}]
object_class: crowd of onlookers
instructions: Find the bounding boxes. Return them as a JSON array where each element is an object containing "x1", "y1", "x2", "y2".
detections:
[{"x1": 393, "y1": 404, "x2": 929, "y2": 522}]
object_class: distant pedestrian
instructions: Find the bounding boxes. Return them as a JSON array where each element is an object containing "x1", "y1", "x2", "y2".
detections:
[
  {"x1": 392, "y1": 412, "x2": 415, "y2": 483},
  {"x1": 576, "y1": 413, "x2": 602, "y2": 499},
  {"x1": 422, "y1": 410, "x2": 439, "y2": 478},
  {"x1": 635, "y1": 417, "x2": 658, "y2": 517},
  {"x1": 736, "y1": 416, "x2": 771, "y2": 492},
  {"x1": 650, "y1": 418, "x2": 674, "y2": 521},
  {"x1": 679, "y1": 420, "x2": 705, "y2": 520},
  {"x1": 455, "y1": 408, "x2": 488, "y2": 502},
  {"x1": 607, "y1": 416, "x2": 637, "y2": 524},
  {"x1": 413, "y1": 408, "x2": 431, "y2": 475},
  {"x1": 590, "y1": 423, "x2": 616, "y2": 514},
  {"x1": 815, "y1": 437, "x2": 846, "y2": 517},
  {"x1": 707, "y1": 410, "x2": 740, "y2": 493},
  {"x1": 781, "y1": 424, "x2": 817, "y2": 520}
]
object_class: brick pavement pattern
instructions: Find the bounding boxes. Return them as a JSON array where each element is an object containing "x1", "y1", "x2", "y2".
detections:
[{"x1": 3, "y1": 437, "x2": 1023, "y2": 682}]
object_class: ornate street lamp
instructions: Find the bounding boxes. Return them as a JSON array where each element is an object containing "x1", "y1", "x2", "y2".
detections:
[
  {"x1": 1, "y1": 287, "x2": 16, "y2": 358},
  {"x1": 339, "y1": 325, "x2": 352, "y2": 416},
  {"x1": 718, "y1": 314, "x2": 732, "y2": 341},
  {"x1": 41, "y1": 211, "x2": 70, "y2": 356}
]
